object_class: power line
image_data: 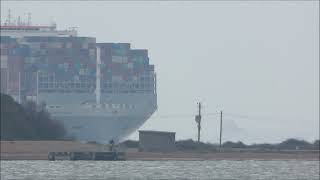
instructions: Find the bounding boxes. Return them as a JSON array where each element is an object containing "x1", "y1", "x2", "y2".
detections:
[
  {"x1": 223, "y1": 113, "x2": 250, "y2": 119},
  {"x1": 149, "y1": 112, "x2": 240, "y2": 119},
  {"x1": 150, "y1": 114, "x2": 195, "y2": 119},
  {"x1": 195, "y1": 102, "x2": 202, "y2": 142},
  {"x1": 219, "y1": 110, "x2": 223, "y2": 150},
  {"x1": 149, "y1": 112, "x2": 263, "y2": 122}
]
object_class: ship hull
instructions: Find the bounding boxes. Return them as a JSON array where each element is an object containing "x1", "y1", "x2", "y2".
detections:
[
  {"x1": 55, "y1": 115, "x2": 150, "y2": 143},
  {"x1": 39, "y1": 93, "x2": 157, "y2": 143}
]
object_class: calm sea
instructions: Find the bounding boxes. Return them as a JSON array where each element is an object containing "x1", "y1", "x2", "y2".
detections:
[{"x1": 1, "y1": 160, "x2": 319, "y2": 180}]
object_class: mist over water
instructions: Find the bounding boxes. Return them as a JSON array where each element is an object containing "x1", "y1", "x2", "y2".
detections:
[
  {"x1": 1, "y1": 1, "x2": 318, "y2": 144},
  {"x1": 1, "y1": 160, "x2": 319, "y2": 180}
]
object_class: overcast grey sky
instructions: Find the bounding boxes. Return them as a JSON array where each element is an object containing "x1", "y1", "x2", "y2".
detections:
[{"x1": 1, "y1": 1, "x2": 319, "y2": 144}]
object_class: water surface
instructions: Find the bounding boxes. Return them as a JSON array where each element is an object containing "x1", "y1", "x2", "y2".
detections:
[{"x1": 1, "y1": 160, "x2": 319, "y2": 179}]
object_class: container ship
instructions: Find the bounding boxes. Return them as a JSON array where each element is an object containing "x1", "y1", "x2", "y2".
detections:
[{"x1": 0, "y1": 14, "x2": 157, "y2": 142}]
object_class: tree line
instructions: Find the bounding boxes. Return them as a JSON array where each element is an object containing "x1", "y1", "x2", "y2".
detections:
[
  {"x1": 121, "y1": 139, "x2": 319, "y2": 151},
  {"x1": 1, "y1": 93, "x2": 66, "y2": 140},
  {"x1": 175, "y1": 139, "x2": 319, "y2": 151}
]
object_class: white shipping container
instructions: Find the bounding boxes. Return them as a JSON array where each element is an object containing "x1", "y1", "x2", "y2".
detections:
[
  {"x1": 0, "y1": 56, "x2": 8, "y2": 68},
  {"x1": 132, "y1": 76, "x2": 138, "y2": 81},
  {"x1": 28, "y1": 43, "x2": 41, "y2": 49},
  {"x1": 89, "y1": 49, "x2": 95, "y2": 57},
  {"x1": 16, "y1": 38, "x2": 23, "y2": 43},
  {"x1": 74, "y1": 75, "x2": 80, "y2": 81},
  {"x1": 112, "y1": 75, "x2": 123, "y2": 82},
  {"x1": 112, "y1": 56, "x2": 128, "y2": 63},
  {"x1": 66, "y1": 42, "x2": 72, "y2": 48},
  {"x1": 79, "y1": 69, "x2": 85, "y2": 75},
  {"x1": 26, "y1": 96, "x2": 37, "y2": 101},
  {"x1": 82, "y1": 43, "x2": 89, "y2": 49},
  {"x1": 127, "y1": 63, "x2": 133, "y2": 69},
  {"x1": 49, "y1": 42, "x2": 62, "y2": 48}
]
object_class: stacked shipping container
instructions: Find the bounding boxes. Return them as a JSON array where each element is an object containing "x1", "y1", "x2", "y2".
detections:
[
  {"x1": 0, "y1": 36, "x2": 25, "y2": 99},
  {"x1": 98, "y1": 43, "x2": 155, "y2": 94},
  {"x1": 0, "y1": 37, "x2": 156, "y2": 99},
  {"x1": 0, "y1": 36, "x2": 97, "y2": 97}
]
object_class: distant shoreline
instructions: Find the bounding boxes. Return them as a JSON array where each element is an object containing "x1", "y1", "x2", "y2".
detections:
[
  {"x1": 126, "y1": 151, "x2": 319, "y2": 161},
  {"x1": 1, "y1": 152, "x2": 319, "y2": 161},
  {"x1": 1, "y1": 141, "x2": 319, "y2": 161}
]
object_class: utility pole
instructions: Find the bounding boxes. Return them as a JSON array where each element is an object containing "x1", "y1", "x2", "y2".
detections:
[
  {"x1": 195, "y1": 102, "x2": 202, "y2": 142},
  {"x1": 36, "y1": 71, "x2": 39, "y2": 104},
  {"x1": 18, "y1": 72, "x2": 21, "y2": 104},
  {"x1": 7, "y1": 9, "x2": 12, "y2": 25},
  {"x1": 219, "y1": 110, "x2": 223, "y2": 150},
  {"x1": 96, "y1": 47, "x2": 101, "y2": 107},
  {"x1": 28, "y1": 12, "x2": 31, "y2": 26},
  {"x1": 6, "y1": 68, "x2": 9, "y2": 94}
]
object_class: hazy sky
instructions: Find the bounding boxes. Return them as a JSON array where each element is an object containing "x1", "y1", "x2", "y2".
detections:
[{"x1": 1, "y1": 1, "x2": 319, "y2": 144}]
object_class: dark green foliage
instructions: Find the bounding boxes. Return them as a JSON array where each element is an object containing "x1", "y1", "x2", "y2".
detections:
[
  {"x1": 175, "y1": 139, "x2": 217, "y2": 152},
  {"x1": 1, "y1": 94, "x2": 36, "y2": 139},
  {"x1": 249, "y1": 143, "x2": 275, "y2": 150},
  {"x1": 314, "y1": 140, "x2": 319, "y2": 150},
  {"x1": 1, "y1": 93, "x2": 66, "y2": 140},
  {"x1": 121, "y1": 138, "x2": 319, "y2": 152},
  {"x1": 222, "y1": 141, "x2": 246, "y2": 148},
  {"x1": 175, "y1": 139, "x2": 318, "y2": 151},
  {"x1": 87, "y1": 141, "x2": 100, "y2": 144},
  {"x1": 277, "y1": 138, "x2": 314, "y2": 150}
]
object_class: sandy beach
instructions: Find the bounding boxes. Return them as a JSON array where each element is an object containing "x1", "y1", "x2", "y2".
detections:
[{"x1": 1, "y1": 141, "x2": 319, "y2": 161}]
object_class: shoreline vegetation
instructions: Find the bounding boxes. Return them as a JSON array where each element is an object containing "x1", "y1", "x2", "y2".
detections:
[
  {"x1": 1, "y1": 94, "x2": 66, "y2": 140},
  {"x1": 1, "y1": 93, "x2": 319, "y2": 150},
  {"x1": 1, "y1": 141, "x2": 319, "y2": 161},
  {"x1": 1, "y1": 139, "x2": 319, "y2": 161},
  {"x1": 1, "y1": 93, "x2": 319, "y2": 160},
  {"x1": 121, "y1": 139, "x2": 320, "y2": 152}
]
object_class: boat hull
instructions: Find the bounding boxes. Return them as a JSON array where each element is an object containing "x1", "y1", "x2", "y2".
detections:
[
  {"x1": 39, "y1": 93, "x2": 157, "y2": 143},
  {"x1": 55, "y1": 115, "x2": 149, "y2": 143}
]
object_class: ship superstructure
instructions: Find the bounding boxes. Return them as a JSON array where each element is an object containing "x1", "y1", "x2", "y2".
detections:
[{"x1": 0, "y1": 13, "x2": 157, "y2": 142}]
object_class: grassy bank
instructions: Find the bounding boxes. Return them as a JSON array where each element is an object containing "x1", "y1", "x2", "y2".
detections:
[{"x1": 1, "y1": 141, "x2": 319, "y2": 161}]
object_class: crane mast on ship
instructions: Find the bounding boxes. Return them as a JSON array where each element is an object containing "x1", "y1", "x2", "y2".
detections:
[{"x1": 96, "y1": 47, "x2": 101, "y2": 107}]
